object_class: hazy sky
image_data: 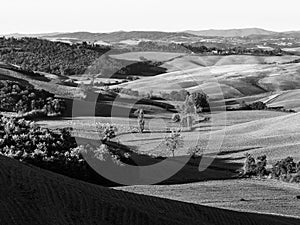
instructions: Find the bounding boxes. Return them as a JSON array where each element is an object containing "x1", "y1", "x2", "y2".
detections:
[{"x1": 1, "y1": 0, "x2": 300, "y2": 34}]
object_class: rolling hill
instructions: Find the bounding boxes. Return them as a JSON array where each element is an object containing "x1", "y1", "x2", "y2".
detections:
[
  {"x1": 117, "y1": 111, "x2": 300, "y2": 165},
  {"x1": 185, "y1": 28, "x2": 277, "y2": 37},
  {"x1": 117, "y1": 62, "x2": 300, "y2": 100},
  {"x1": 1, "y1": 155, "x2": 300, "y2": 225},
  {"x1": 42, "y1": 31, "x2": 198, "y2": 43}
]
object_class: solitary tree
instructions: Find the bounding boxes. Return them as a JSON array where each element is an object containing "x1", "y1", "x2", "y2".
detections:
[
  {"x1": 164, "y1": 129, "x2": 183, "y2": 157},
  {"x1": 191, "y1": 91, "x2": 209, "y2": 113},
  {"x1": 137, "y1": 109, "x2": 145, "y2": 133},
  {"x1": 177, "y1": 95, "x2": 196, "y2": 130}
]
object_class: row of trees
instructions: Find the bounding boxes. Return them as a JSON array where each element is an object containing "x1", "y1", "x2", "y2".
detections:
[
  {"x1": 134, "y1": 41, "x2": 191, "y2": 53},
  {"x1": 182, "y1": 43, "x2": 283, "y2": 56}
]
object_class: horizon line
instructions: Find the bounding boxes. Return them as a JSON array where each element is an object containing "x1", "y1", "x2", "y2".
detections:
[{"x1": 2, "y1": 27, "x2": 300, "y2": 36}]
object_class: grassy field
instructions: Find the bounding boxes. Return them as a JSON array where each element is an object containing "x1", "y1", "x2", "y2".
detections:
[
  {"x1": 2, "y1": 53, "x2": 300, "y2": 223},
  {"x1": 117, "y1": 62, "x2": 300, "y2": 100},
  {"x1": 1, "y1": 155, "x2": 300, "y2": 225},
  {"x1": 162, "y1": 55, "x2": 300, "y2": 72},
  {"x1": 115, "y1": 179, "x2": 300, "y2": 218}
]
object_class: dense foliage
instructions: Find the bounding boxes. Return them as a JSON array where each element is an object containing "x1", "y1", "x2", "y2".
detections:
[
  {"x1": 0, "y1": 37, "x2": 110, "y2": 75},
  {"x1": 243, "y1": 154, "x2": 300, "y2": 183},
  {"x1": 191, "y1": 91, "x2": 210, "y2": 112},
  {"x1": 0, "y1": 116, "x2": 76, "y2": 161},
  {"x1": 272, "y1": 157, "x2": 300, "y2": 182},
  {"x1": 243, "y1": 154, "x2": 268, "y2": 177},
  {"x1": 182, "y1": 43, "x2": 283, "y2": 56},
  {"x1": 0, "y1": 80, "x2": 65, "y2": 116},
  {"x1": 134, "y1": 41, "x2": 191, "y2": 53},
  {"x1": 0, "y1": 116, "x2": 129, "y2": 185}
]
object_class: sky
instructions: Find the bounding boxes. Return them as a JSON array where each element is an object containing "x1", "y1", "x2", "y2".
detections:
[{"x1": 1, "y1": 0, "x2": 300, "y2": 34}]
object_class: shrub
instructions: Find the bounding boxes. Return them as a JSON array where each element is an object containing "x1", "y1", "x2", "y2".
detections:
[
  {"x1": 187, "y1": 145, "x2": 203, "y2": 158},
  {"x1": 271, "y1": 157, "x2": 297, "y2": 181},
  {"x1": 172, "y1": 113, "x2": 181, "y2": 122},
  {"x1": 164, "y1": 129, "x2": 183, "y2": 157},
  {"x1": 243, "y1": 154, "x2": 268, "y2": 177},
  {"x1": 255, "y1": 155, "x2": 267, "y2": 177},
  {"x1": 191, "y1": 91, "x2": 209, "y2": 113},
  {"x1": 243, "y1": 153, "x2": 257, "y2": 176},
  {"x1": 101, "y1": 124, "x2": 118, "y2": 142},
  {"x1": 249, "y1": 101, "x2": 267, "y2": 110}
]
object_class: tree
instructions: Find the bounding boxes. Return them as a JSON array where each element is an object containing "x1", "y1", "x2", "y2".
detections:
[
  {"x1": 172, "y1": 113, "x2": 181, "y2": 122},
  {"x1": 191, "y1": 91, "x2": 209, "y2": 113},
  {"x1": 137, "y1": 109, "x2": 145, "y2": 133},
  {"x1": 255, "y1": 155, "x2": 267, "y2": 177},
  {"x1": 164, "y1": 129, "x2": 183, "y2": 157},
  {"x1": 177, "y1": 95, "x2": 196, "y2": 130},
  {"x1": 250, "y1": 101, "x2": 267, "y2": 110},
  {"x1": 243, "y1": 153, "x2": 256, "y2": 176}
]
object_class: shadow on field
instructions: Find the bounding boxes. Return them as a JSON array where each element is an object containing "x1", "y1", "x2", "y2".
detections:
[
  {"x1": 156, "y1": 156, "x2": 243, "y2": 185},
  {"x1": 107, "y1": 141, "x2": 245, "y2": 186}
]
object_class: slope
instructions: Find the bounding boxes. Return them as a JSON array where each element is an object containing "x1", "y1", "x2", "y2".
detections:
[{"x1": 0, "y1": 156, "x2": 300, "y2": 225}]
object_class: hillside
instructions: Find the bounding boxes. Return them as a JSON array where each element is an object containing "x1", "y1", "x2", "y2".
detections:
[
  {"x1": 118, "y1": 62, "x2": 300, "y2": 99},
  {"x1": 1, "y1": 155, "x2": 300, "y2": 225},
  {"x1": 185, "y1": 28, "x2": 277, "y2": 37},
  {"x1": 0, "y1": 37, "x2": 110, "y2": 75},
  {"x1": 117, "y1": 112, "x2": 300, "y2": 164},
  {"x1": 42, "y1": 31, "x2": 198, "y2": 43}
]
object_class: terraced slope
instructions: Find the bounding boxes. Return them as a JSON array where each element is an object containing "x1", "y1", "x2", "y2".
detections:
[{"x1": 1, "y1": 156, "x2": 300, "y2": 225}]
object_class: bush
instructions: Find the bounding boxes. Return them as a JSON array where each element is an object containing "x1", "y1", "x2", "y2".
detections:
[
  {"x1": 187, "y1": 145, "x2": 203, "y2": 158},
  {"x1": 191, "y1": 91, "x2": 209, "y2": 113},
  {"x1": 255, "y1": 155, "x2": 267, "y2": 176},
  {"x1": 243, "y1": 154, "x2": 268, "y2": 177},
  {"x1": 243, "y1": 153, "x2": 257, "y2": 176},
  {"x1": 271, "y1": 157, "x2": 297, "y2": 181},
  {"x1": 172, "y1": 113, "x2": 181, "y2": 122},
  {"x1": 249, "y1": 101, "x2": 267, "y2": 110},
  {"x1": 96, "y1": 123, "x2": 118, "y2": 142},
  {"x1": 242, "y1": 154, "x2": 300, "y2": 183}
]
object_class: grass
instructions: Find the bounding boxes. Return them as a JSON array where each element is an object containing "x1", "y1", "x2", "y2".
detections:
[
  {"x1": 162, "y1": 55, "x2": 300, "y2": 72},
  {"x1": 115, "y1": 179, "x2": 300, "y2": 218},
  {"x1": 117, "y1": 62, "x2": 300, "y2": 99},
  {"x1": 1, "y1": 155, "x2": 300, "y2": 225}
]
